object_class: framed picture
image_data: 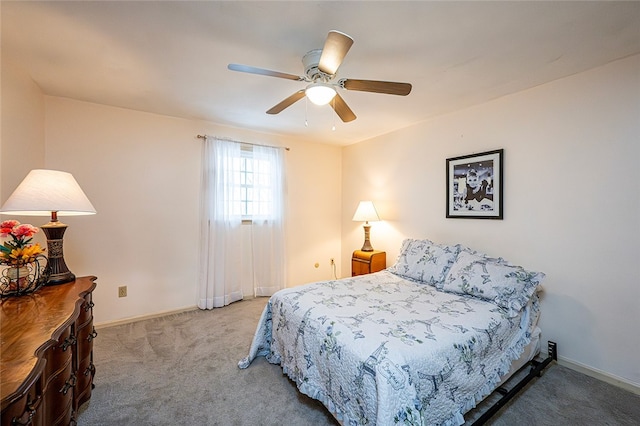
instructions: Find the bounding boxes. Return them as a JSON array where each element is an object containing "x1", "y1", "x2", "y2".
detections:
[{"x1": 446, "y1": 149, "x2": 503, "y2": 219}]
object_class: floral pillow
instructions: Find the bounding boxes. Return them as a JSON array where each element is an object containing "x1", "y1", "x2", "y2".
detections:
[
  {"x1": 442, "y1": 250, "x2": 545, "y2": 317},
  {"x1": 387, "y1": 239, "x2": 460, "y2": 286}
]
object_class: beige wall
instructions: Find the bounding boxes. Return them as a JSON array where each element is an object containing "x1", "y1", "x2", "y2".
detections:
[
  {"x1": 42, "y1": 97, "x2": 342, "y2": 324},
  {"x1": 342, "y1": 55, "x2": 640, "y2": 390},
  {"x1": 1, "y1": 57, "x2": 46, "y2": 201}
]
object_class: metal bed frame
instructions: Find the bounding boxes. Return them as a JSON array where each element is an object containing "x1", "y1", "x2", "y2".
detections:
[{"x1": 471, "y1": 341, "x2": 558, "y2": 425}]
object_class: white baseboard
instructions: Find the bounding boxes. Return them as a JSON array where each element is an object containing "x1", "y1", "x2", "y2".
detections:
[
  {"x1": 93, "y1": 297, "x2": 261, "y2": 328},
  {"x1": 543, "y1": 350, "x2": 640, "y2": 396},
  {"x1": 94, "y1": 305, "x2": 199, "y2": 329}
]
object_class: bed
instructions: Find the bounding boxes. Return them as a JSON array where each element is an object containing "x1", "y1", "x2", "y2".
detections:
[{"x1": 239, "y1": 239, "x2": 549, "y2": 425}]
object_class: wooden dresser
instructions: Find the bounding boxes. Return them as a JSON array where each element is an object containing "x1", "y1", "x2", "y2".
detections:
[
  {"x1": 1, "y1": 276, "x2": 97, "y2": 426},
  {"x1": 352, "y1": 250, "x2": 386, "y2": 276}
]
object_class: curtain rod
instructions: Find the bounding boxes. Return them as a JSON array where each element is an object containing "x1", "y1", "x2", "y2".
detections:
[{"x1": 197, "y1": 134, "x2": 290, "y2": 151}]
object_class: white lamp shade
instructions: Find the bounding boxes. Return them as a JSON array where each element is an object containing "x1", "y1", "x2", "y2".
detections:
[
  {"x1": 0, "y1": 169, "x2": 96, "y2": 216},
  {"x1": 305, "y1": 83, "x2": 337, "y2": 106},
  {"x1": 352, "y1": 201, "x2": 380, "y2": 222}
]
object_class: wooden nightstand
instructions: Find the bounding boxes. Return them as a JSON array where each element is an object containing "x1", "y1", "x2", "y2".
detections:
[{"x1": 352, "y1": 250, "x2": 386, "y2": 276}]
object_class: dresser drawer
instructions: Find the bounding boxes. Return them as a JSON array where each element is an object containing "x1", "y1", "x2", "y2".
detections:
[
  {"x1": 76, "y1": 323, "x2": 97, "y2": 362},
  {"x1": 0, "y1": 367, "x2": 45, "y2": 426},
  {"x1": 75, "y1": 354, "x2": 96, "y2": 409},
  {"x1": 43, "y1": 359, "x2": 74, "y2": 425},
  {"x1": 43, "y1": 326, "x2": 75, "y2": 382},
  {"x1": 77, "y1": 292, "x2": 94, "y2": 328}
]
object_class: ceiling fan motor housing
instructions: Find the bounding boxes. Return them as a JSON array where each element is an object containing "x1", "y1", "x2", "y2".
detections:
[{"x1": 303, "y1": 49, "x2": 328, "y2": 81}]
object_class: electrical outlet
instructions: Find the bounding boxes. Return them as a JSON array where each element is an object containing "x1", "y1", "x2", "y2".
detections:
[
  {"x1": 330, "y1": 258, "x2": 335, "y2": 265},
  {"x1": 118, "y1": 286, "x2": 127, "y2": 298}
]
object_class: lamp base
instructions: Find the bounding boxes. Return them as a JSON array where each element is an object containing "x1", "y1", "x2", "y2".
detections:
[
  {"x1": 46, "y1": 271, "x2": 76, "y2": 286},
  {"x1": 360, "y1": 223, "x2": 374, "y2": 252},
  {"x1": 41, "y1": 221, "x2": 76, "y2": 286}
]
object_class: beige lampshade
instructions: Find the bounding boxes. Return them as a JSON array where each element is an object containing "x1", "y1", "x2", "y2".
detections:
[
  {"x1": 352, "y1": 201, "x2": 380, "y2": 223},
  {"x1": 0, "y1": 169, "x2": 96, "y2": 216}
]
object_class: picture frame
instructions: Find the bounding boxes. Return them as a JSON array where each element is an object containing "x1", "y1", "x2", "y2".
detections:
[{"x1": 446, "y1": 149, "x2": 503, "y2": 219}]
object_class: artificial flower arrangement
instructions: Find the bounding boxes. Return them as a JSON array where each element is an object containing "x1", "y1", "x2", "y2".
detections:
[
  {"x1": 0, "y1": 220, "x2": 50, "y2": 297},
  {"x1": 0, "y1": 220, "x2": 45, "y2": 265}
]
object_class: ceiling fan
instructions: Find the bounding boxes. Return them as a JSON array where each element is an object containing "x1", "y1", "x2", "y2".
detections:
[{"x1": 228, "y1": 30, "x2": 412, "y2": 123}]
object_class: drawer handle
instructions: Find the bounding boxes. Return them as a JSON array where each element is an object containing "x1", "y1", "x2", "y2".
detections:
[
  {"x1": 84, "y1": 300, "x2": 95, "y2": 311},
  {"x1": 60, "y1": 334, "x2": 77, "y2": 351},
  {"x1": 84, "y1": 362, "x2": 96, "y2": 376},
  {"x1": 87, "y1": 327, "x2": 98, "y2": 342},
  {"x1": 60, "y1": 374, "x2": 77, "y2": 395},
  {"x1": 11, "y1": 395, "x2": 39, "y2": 425},
  {"x1": 11, "y1": 407, "x2": 34, "y2": 426}
]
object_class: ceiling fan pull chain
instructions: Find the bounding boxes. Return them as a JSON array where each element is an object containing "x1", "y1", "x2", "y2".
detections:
[
  {"x1": 332, "y1": 98, "x2": 336, "y2": 131},
  {"x1": 305, "y1": 97, "x2": 309, "y2": 127}
]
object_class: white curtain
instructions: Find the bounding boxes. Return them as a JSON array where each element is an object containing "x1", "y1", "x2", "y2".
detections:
[
  {"x1": 250, "y1": 144, "x2": 286, "y2": 297},
  {"x1": 198, "y1": 138, "x2": 286, "y2": 309}
]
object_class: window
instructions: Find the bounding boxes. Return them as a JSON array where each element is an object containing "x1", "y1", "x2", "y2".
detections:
[{"x1": 227, "y1": 147, "x2": 276, "y2": 221}]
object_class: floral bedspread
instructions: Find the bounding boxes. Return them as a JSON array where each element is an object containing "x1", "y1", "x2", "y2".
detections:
[{"x1": 239, "y1": 271, "x2": 538, "y2": 426}]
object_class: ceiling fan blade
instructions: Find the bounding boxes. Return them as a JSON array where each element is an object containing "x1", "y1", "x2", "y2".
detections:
[
  {"x1": 318, "y1": 30, "x2": 354, "y2": 75},
  {"x1": 330, "y1": 93, "x2": 357, "y2": 122},
  {"x1": 342, "y1": 79, "x2": 412, "y2": 96},
  {"x1": 266, "y1": 90, "x2": 306, "y2": 114},
  {"x1": 228, "y1": 64, "x2": 303, "y2": 81}
]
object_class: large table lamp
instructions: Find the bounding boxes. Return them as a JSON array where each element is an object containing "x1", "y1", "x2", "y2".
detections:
[
  {"x1": 0, "y1": 169, "x2": 96, "y2": 285},
  {"x1": 352, "y1": 201, "x2": 380, "y2": 252}
]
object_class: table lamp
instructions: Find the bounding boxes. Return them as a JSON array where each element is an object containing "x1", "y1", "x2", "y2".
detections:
[
  {"x1": 352, "y1": 201, "x2": 380, "y2": 252},
  {"x1": 0, "y1": 169, "x2": 96, "y2": 285}
]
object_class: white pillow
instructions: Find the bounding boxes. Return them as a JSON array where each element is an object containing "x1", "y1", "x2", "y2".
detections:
[
  {"x1": 442, "y1": 250, "x2": 545, "y2": 317},
  {"x1": 388, "y1": 239, "x2": 459, "y2": 286}
]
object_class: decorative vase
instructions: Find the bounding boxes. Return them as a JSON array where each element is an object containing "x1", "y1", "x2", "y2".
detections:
[
  {"x1": 7, "y1": 265, "x2": 30, "y2": 290},
  {"x1": 0, "y1": 256, "x2": 49, "y2": 298}
]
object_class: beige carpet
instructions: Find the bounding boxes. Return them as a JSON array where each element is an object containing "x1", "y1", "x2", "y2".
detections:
[{"x1": 78, "y1": 297, "x2": 640, "y2": 425}]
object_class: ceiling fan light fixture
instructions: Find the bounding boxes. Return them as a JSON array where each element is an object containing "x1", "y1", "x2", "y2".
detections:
[{"x1": 305, "y1": 83, "x2": 336, "y2": 106}]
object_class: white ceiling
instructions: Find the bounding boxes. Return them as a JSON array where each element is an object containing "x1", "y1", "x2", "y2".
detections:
[{"x1": 3, "y1": 1, "x2": 640, "y2": 146}]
